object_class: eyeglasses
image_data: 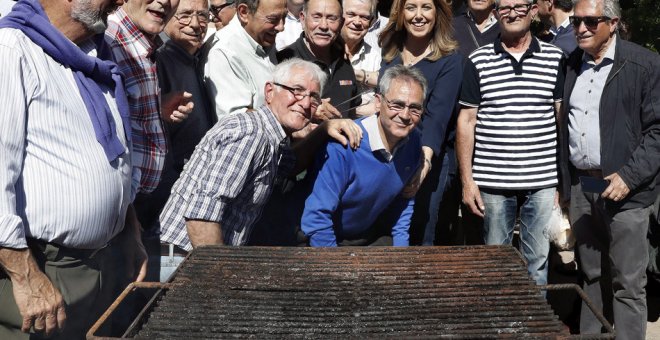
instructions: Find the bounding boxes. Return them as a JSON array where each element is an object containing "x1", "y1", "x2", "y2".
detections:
[
  {"x1": 174, "y1": 11, "x2": 210, "y2": 25},
  {"x1": 382, "y1": 96, "x2": 423, "y2": 117},
  {"x1": 273, "y1": 82, "x2": 322, "y2": 107},
  {"x1": 496, "y1": 3, "x2": 532, "y2": 16},
  {"x1": 569, "y1": 15, "x2": 611, "y2": 28},
  {"x1": 210, "y1": 3, "x2": 234, "y2": 15}
]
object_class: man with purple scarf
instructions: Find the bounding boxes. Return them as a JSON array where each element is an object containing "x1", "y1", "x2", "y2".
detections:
[{"x1": 0, "y1": 0, "x2": 147, "y2": 338}]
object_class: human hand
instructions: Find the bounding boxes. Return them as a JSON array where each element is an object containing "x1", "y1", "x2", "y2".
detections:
[
  {"x1": 602, "y1": 172, "x2": 630, "y2": 202},
  {"x1": 12, "y1": 265, "x2": 66, "y2": 336},
  {"x1": 313, "y1": 99, "x2": 342, "y2": 123},
  {"x1": 462, "y1": 179, "x2": 485, "y2": 218},
  {"x1": 321, "y1": 119, "x2": 362, "y2": 150},
  {"x1": 402, "y1": 157, "x2": 431, "y2": 198},
  {"x1": 161, "y1": 91, "x2": 194, "y2": 123}
]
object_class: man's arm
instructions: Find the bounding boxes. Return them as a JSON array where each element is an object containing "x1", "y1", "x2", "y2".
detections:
[
  {"x1": 301, "y1": 144, "x2": 350, "y2": 247},
  {"x1": 609, "y1": 54, "x2": 660, "y2": 201},
  {"x1": 456, "y1": 106, "x2": 484, "y2": 217},
  {"x1": 186, "y1": 220, "x2": 223, "y2": 247},
  {"x1": 390, "y1": 197, "x2": 415, "y2": 246},
  {"x1": 0, "y1": 39, "x2": 66, "y2": 336},
  {"x1": 291, "y1": 119, "x2": 363, "y2": 174},
  {"x1": 0, "y1": 248, "x2": 66, "y2": 336}
]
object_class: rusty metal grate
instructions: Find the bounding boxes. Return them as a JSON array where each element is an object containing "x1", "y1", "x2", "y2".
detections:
[{"x1": 89, "y1": 245, "x2": 584, "y2": 339}]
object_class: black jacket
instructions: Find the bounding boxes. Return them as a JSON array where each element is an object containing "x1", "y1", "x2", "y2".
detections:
[{"x1": 558, "y1": 36, "x2": 660, "y2": 209}]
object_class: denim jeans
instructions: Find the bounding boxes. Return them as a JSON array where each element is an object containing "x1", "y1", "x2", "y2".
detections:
[{"x1": 480, "y1": 187, "x2": 554, "y2": 285}]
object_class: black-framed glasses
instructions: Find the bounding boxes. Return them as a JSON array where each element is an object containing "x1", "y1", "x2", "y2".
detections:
[
  {"x1": 210, "y1": 3, "x2": 234, "y2": 16},
  {"x1": 569, "y1": 15, "x2": 611, "y2": 28},
  {"x1": 496, "y1": 3, "x2": 532, "y2": 16},
  {"x1": 382, "y1": 95, "x2": 423, "y2": 117},
  {"x1": 273, "y1": 82, "x2": 322, "y2": 107},
  {"x1": 174, "y1": 11, "x2": 210, "y2": 25}
]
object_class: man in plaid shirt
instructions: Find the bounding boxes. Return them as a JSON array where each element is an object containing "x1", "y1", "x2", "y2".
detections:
[{"x1": 106, "y1": 0, "x2": 194, "y2": 196}]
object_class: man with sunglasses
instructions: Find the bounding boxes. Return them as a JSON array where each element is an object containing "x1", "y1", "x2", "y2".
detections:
[
  {"x1": 557, "y1": 0, "x2": 660, "y2": 337},
  {"x1": 209, "y1": 0, "x2": 236, "y2": 31},
  {"x1": 457, "y1": 0, "x2": 564, "y2": 286},
  {"x1": 160, "y1": 58, "x2": 363, "y2": 249},
  {"x1": 277, "y1": 0, "x2": 361, "y2": 119},
  {"x1": 300, "y1": 65, "x2": 424, "y2": 247}
]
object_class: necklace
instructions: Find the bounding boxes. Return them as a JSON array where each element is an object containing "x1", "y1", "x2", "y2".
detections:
[{"x1": 402, "y1": 46, "x2": 431, "y2": 66}]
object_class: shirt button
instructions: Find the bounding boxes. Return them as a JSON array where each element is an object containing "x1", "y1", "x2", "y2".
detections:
[
  {"x1": 588, "y1": 90, "x2": 592, "y2": 93},
  {"x1": 590, "y1": 79, "x2": 593, "y2": 83},
  {"x1": 582, "y1": 133, "x2": 586, "y2": 136},
  {"x1": 583, "y1": 155, "x2": 587, "y2": 159},
  {"x1": 585, "y1": 111, "x2": 588, "y2": 115}
]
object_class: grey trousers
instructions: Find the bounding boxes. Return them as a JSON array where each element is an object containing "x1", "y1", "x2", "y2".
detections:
[
  {"x1": 570, "y1": 179, "x2": 650, "y2": 340},
  {"x1": 0, "y1": 240, "x2": 116, "y2": 340}
]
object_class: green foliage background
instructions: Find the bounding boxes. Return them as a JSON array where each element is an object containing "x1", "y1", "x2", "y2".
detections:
[{"x1": 620, "y1": 0, "x2": 659, "y2": 52}]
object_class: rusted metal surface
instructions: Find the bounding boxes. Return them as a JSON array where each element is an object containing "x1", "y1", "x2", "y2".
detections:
[{"x1": 110, "y1": 245, "x2": 582, "y2": 339}]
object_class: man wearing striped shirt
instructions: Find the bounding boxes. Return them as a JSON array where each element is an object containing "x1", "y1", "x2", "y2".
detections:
[
  {"x1": 456, "y1": 0, "x2": 564, "y2": 286},
  {"x1": 160, "y1": 58, "x2": 362, "y2": 249},
  {"x1": 0, "y1": 0, "x2": 146, "y2": 338}
]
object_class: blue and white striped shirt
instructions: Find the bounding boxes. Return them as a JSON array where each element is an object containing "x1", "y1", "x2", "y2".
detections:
[
  {"x1": 159, "y1": 106, "x2": 295, "y2": 249},
  {"x1": 0, "y1": 29, "x2": 133, "y2": 249}
]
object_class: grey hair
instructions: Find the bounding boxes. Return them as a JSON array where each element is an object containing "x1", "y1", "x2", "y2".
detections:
[
  {"x1": 494, "y1": 0, "x2": 533, "y2": 5},
  {"x1": 272, "y1": 58, "x2": 328, "y2": 95},
  {"x1": 571, "y1": 0, "x2": 620, "y2": 18},
  {"x1": 341, "y1": 0, "x2": 377, "y2": 18},
  {"x1": 378, "y1": 65, "x2": 428, "y2": 103},
  {"x1": 236, "y1": 0, "x2": 260, "y2": 13}
]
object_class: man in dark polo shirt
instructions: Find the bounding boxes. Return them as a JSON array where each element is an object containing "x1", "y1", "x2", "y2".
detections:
[{"x1": 277, "y1": 0, "x2": 360, "y2": 118}]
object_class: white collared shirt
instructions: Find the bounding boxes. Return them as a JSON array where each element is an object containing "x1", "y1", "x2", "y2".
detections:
[
  {"x1": 201, "y1": 16, "x2": 278, "y2": 118},
  {"x1": 350, "y1": 41, "x2": 382, "y2": 106},
  {"x1": 275, "y1": 11, "x2": 302, "y2": 51},
  {"x1": 362, "y1": 114, "x2": 408, "y2": 161},
  {"x1": 467, "y1": 10, "x2": 498, "y2": 33}
]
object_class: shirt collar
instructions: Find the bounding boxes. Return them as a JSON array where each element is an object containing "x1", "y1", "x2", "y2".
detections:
[
  {"x1": 228, "y1": 16, "x2": 269, "y2": 57},
  {"x1": 286, "y1": 11, "x2": 299, "y2": 22},
  {"x1": 494, "y1": 35, "x2": 541, "y2": 55},
  {"x1": 114, "y1": 7, "x2": 160, "y2": 58},
  {"x1": 362, "y1": 114, "x2": 407, "y2": 161},
  {"x1": 159, "y1": 39, "x2": 197, "y2": 65},
  {"x1": 550, "y1": 16, "x2": 572, "y2": 35},
  {"x1": 582, "y1": 36, "x2": 616, "y2": 65},
  {"x1": 466, "y1": 10, "x2": 498, "y2": 32}
]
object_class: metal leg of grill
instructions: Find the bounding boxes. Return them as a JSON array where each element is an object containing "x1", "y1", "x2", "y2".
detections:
[{"x1": 542, "y1": 284, "x2": 616, "y2": 339}]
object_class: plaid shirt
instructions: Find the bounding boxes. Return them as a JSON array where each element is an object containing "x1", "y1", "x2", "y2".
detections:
[
  {"x1": 106, "y1": 8, "x2": 166, "y2": 194},
  {"x1": 159, "y1": 106, "x2": 295, "y2": 249}
]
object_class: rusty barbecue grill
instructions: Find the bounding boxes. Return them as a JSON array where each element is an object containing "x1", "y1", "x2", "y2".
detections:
[{"x1": 88, "y1": 245, "x2": 614, "y2": 339}]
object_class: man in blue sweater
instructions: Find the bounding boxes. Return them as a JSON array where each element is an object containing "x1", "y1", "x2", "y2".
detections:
[{"x1": 301, "y1": 65, "x2": 426, "y2": 246}]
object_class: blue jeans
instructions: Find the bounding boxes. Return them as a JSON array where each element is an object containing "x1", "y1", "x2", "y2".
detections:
[{"x1": 481, "y1": 187, "x2": 554, "y2": 285}]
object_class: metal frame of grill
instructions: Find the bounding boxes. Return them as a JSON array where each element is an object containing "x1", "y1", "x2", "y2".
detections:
[{"x1": 87, "y1": 246, "x2": 615, "y2": 339}]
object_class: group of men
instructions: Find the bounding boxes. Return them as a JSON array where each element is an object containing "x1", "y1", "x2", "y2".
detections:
[{"x1": 0, "y1": 0, "x2": 658, "y2": 339}]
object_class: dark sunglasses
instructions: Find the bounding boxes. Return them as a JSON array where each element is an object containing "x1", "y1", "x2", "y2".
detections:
[
  {"x1": 210, "y1": 3, "x2": 234, "y2": 15},
  {"x1": 569, "y1": 15, "x2": 611, "y2": 28}
]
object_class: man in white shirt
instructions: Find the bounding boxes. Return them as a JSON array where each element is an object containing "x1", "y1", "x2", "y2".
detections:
[
  {"x1": 200, "y1": 0, "x2": 287, "y2": 118},
  {"x1": 275, "y1": 0, "x2": 303, "y2": 50},
  {"x1": 341, "y1": 0, "x2": 380, "y2": 116},
  {"x1": 0, "y1": 0, "x2": 145, "y2": 338}
]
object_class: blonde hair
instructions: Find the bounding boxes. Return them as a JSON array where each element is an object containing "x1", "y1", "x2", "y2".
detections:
[{"x1": 379, "y1": 0, "x2": 458, "y2": 62}]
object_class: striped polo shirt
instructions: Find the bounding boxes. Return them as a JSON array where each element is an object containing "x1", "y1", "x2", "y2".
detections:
[{"x1": 460, "y1": 37, "x2": 564, "y2": 190}]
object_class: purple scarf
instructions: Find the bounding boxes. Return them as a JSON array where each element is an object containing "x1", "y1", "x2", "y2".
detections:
[{"x1": 0, "y1": 0, "x2": 130, "y2": 163}]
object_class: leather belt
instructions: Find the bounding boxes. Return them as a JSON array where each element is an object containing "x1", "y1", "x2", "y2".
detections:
[{"x1": 575, "y1": 168, "x2": 604, "y2": 179}]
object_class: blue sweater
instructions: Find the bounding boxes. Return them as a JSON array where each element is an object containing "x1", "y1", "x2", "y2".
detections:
[
  {"x1": 380, "y1": 52, "x2": 463, "y2": 155},
  {"x1": 301, "y1": 118, "x2": 422, "y2": 247}
]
